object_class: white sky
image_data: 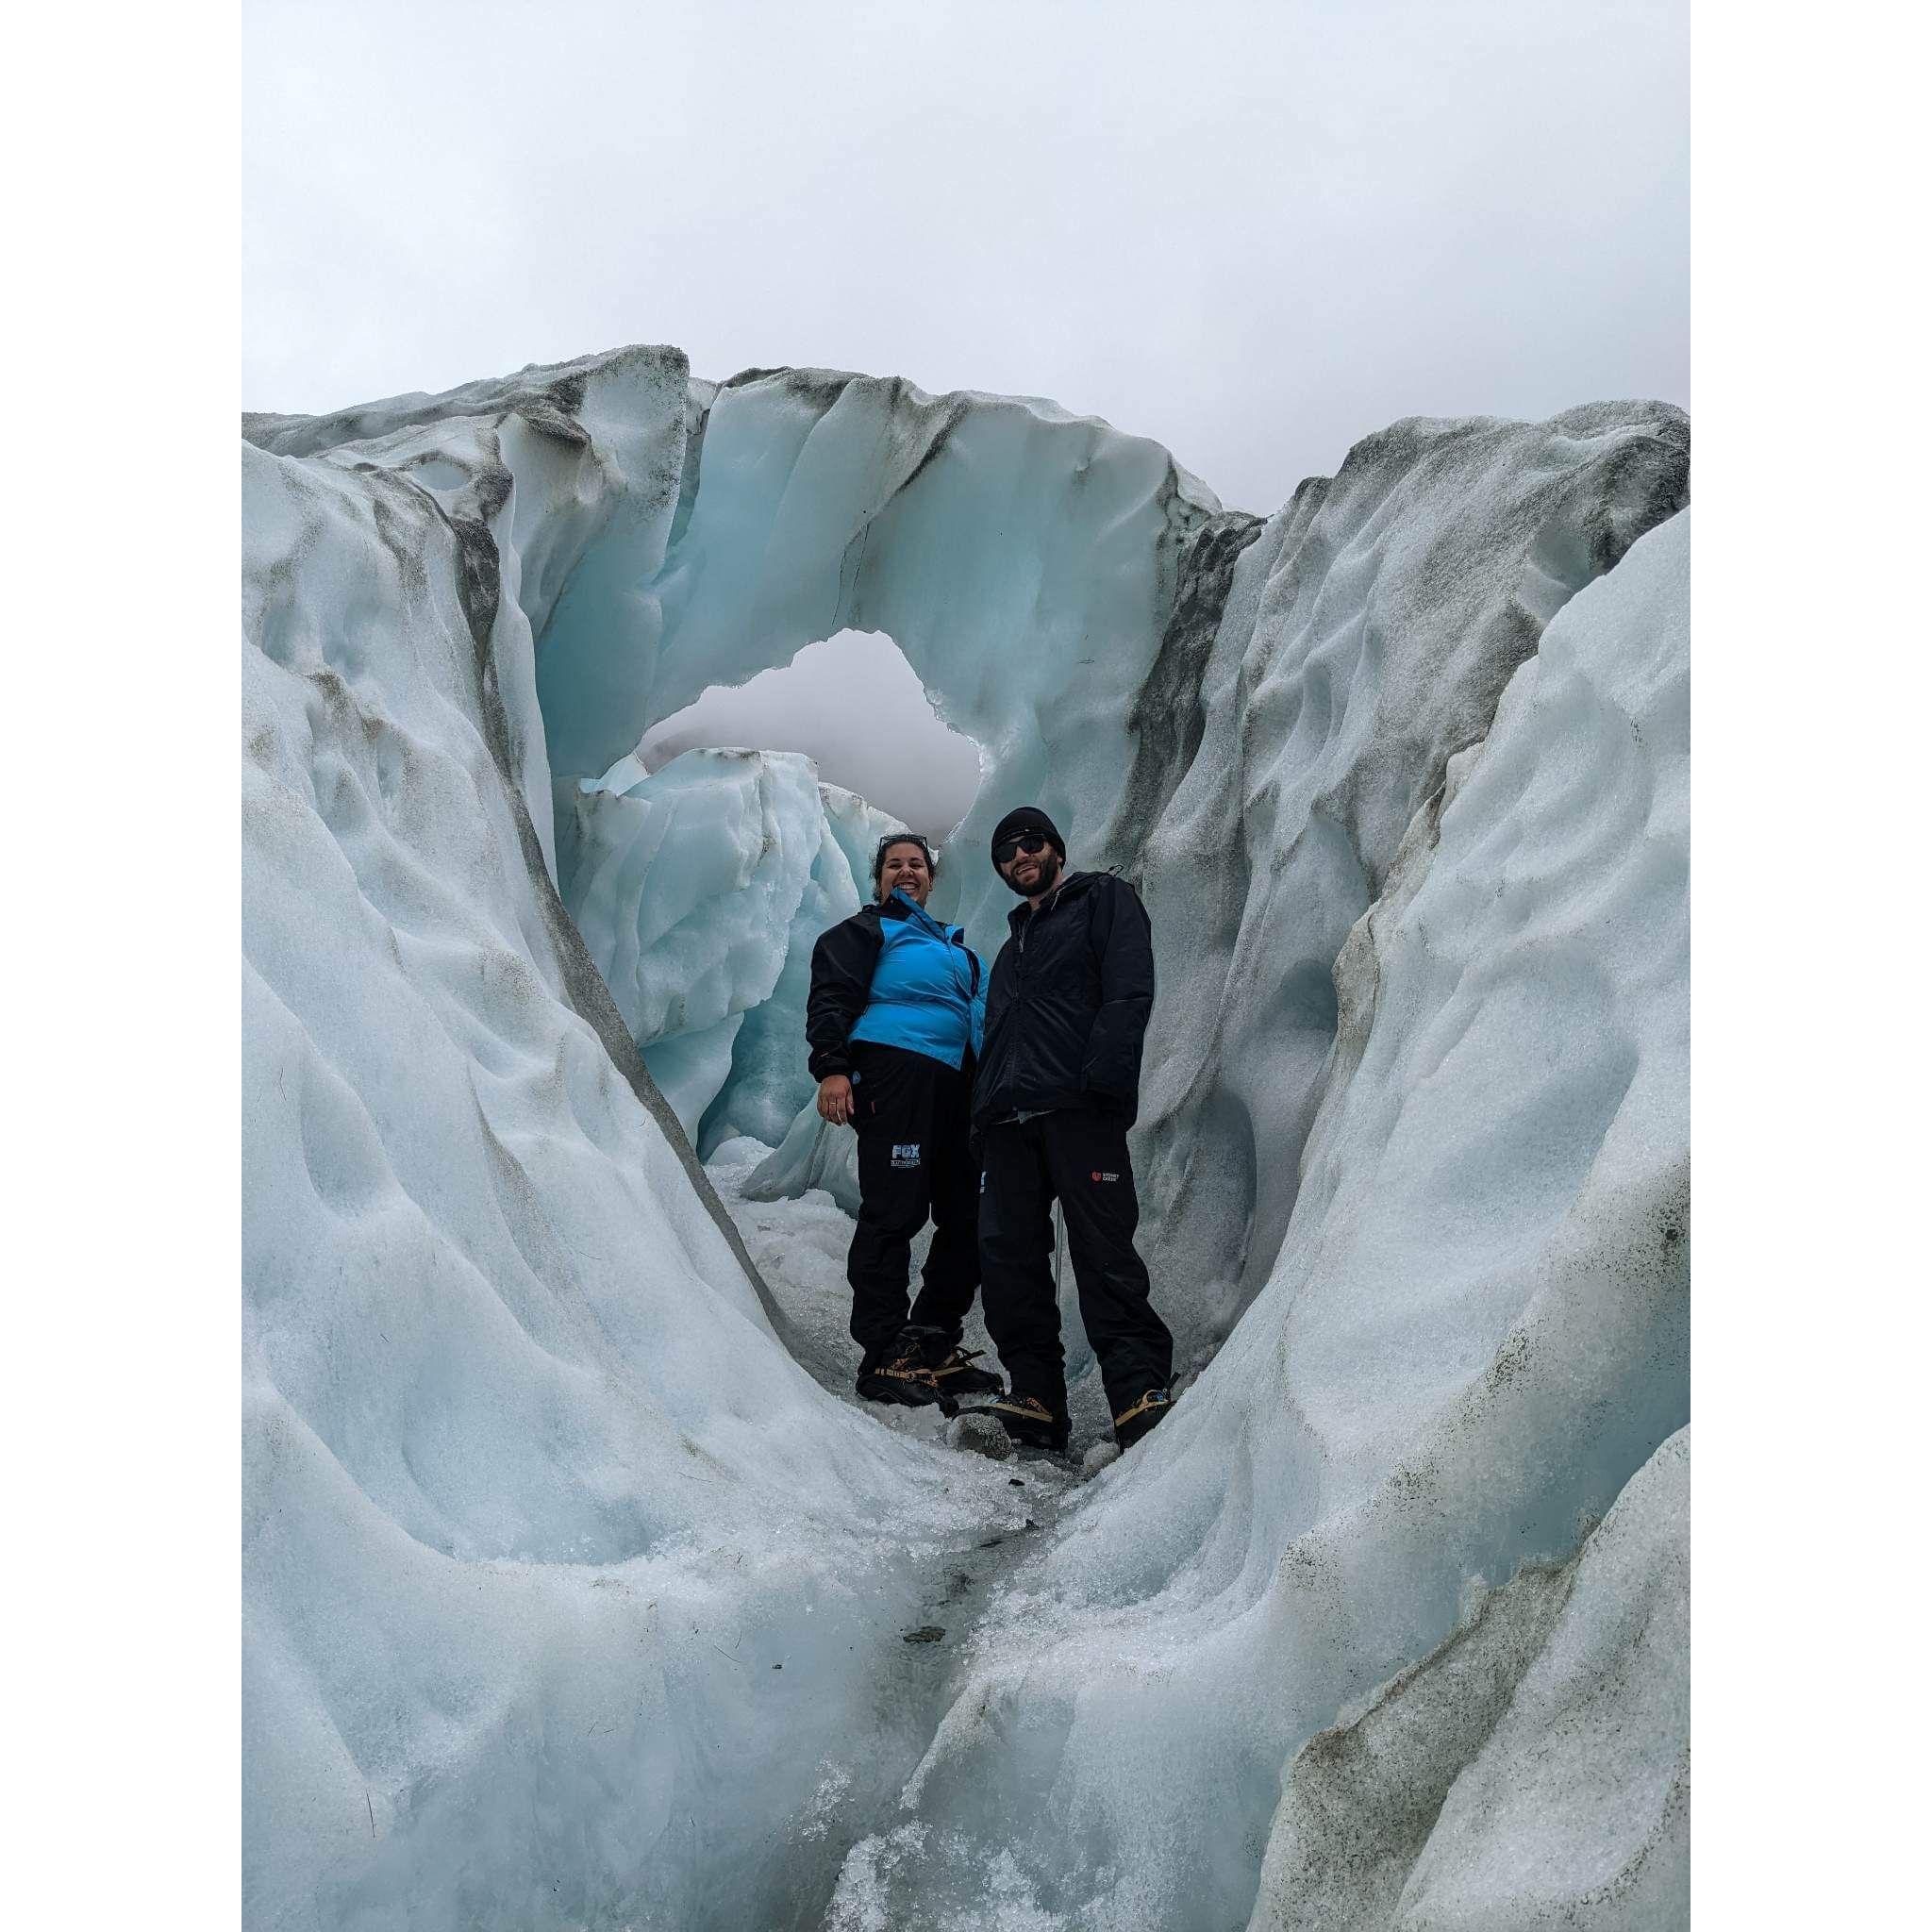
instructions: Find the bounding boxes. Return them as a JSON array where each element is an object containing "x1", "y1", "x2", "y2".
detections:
[
  {"x1": 244, "y1": 0, "x2": 1687, "y2": 825},
  {"x1": 637, "y1": 630, "x2": 984, "y2": 839},
  {"x1": 244, "y1": 0, "x2": 1687, "y2": 516}
]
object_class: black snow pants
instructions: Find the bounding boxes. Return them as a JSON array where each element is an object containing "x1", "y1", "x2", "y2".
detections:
[
  {"x1": 977, "y1": 1108, "x2": 1174, "y2": 1420},
  {"x1": 846, "y1": 1042, "x2": 981, "y2": 1366}
]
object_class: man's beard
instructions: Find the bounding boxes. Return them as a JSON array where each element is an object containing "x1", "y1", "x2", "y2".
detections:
[{"x1": 1002, "y1": 849, "x2": 1061, "y2": 897}]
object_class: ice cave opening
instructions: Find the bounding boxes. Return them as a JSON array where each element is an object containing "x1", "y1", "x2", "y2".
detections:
[
  {"x1": 557, "y1": 625, "x2": 987, "y2": 1164},
  {"x1": 628, "y1": 629, "x2": 984, "y2": 842}
]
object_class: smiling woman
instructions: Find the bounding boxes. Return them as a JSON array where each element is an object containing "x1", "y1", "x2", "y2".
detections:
[{"x1": 633, "y1": 629, "x2": 984, "y2": 841}]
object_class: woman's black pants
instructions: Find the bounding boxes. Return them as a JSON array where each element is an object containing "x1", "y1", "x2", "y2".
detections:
[{"x1": 846, "y1": 1042, "x2": 981, "y2": 1365}]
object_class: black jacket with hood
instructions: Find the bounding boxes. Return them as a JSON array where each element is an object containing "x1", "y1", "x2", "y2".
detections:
[{"x1": 972, "y1": 871, "x2": 1155, "y2": 1128}]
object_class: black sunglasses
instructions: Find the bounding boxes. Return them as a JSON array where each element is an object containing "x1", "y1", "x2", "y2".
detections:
[{"x1": 993, "y1": 832, "x2": 1050, "y2": 864}]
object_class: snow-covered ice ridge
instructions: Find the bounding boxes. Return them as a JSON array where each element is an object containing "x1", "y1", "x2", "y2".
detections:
[{"x1": 243, "y1": 345, "x2": 1689, "y2": 1928}]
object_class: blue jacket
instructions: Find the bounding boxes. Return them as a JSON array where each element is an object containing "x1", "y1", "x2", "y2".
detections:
[{"x1": 807, "y1": 891, "x2": 987, "y2": 1075}]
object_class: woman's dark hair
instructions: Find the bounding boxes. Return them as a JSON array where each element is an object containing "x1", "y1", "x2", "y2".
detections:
[{"x1": 873, "y1": 832, "x2": 938, "y2": 896}]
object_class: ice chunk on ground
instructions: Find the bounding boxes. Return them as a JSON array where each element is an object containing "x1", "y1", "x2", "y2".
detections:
[
  {"x1": 948, "y1": 1412, "x2": 1016, "y2": 1461},
  {"x1": 743, "y1": 1094, "x2": 863, "y2": 1215}
]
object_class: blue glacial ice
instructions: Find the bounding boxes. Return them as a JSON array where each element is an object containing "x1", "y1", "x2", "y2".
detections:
[
  {"x1": 242, "y1": 346, "x2": 1690, "y2": 1929},
  {"x1": 558, "y1": 745, "x2": 896, "y2": 1150}
]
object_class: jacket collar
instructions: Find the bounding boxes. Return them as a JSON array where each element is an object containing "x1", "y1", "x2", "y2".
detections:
[
  {"x1": 1006, "y1": 869, "x2": 1094, "y2": 930},
  {"x1": 885, "y1": 889, "x2": 956, "y2": 938}
]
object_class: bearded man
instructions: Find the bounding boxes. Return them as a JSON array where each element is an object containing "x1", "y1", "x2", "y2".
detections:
[{"x1": 969, "y1": 806, "x2": 1175, "y2": 1455}]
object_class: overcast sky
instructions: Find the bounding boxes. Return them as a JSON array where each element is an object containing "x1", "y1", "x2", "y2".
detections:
[
  {"x1": 635, "y1": 631, "x2": 985, "y2": 840},
  {"x1": 245, "y1": 0, "x2": 1687, "y2": 827}
]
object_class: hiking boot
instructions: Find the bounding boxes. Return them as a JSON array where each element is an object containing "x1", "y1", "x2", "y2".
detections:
[
  {"x1": 856, "y1": 1346, "x2": 947, "y2": 1410},
  {"x1": 974, "y1": 1393, "x2": 1069, "y2": 1455},
  {"x1": 1112, "y1": 1388, "x2": 1174, "y2": 1450},
  {"x1": 924, "y1": 1345, "x2": 1004, "y2": 1399},
  {"x1": 894, "y1": 1324, "x2": 1002, "y2": 1402}
]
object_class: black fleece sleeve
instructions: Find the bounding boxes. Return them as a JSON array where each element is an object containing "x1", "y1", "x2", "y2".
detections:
[
  {"x1": 1079, "y1": 877, "x2": 1155, "y2": 1108},
  {"x1": 806, "y1": 915, "x2": 880, "y2": 1080}
]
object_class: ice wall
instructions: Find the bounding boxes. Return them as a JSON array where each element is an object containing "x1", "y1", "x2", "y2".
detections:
[
  {"x1": 1125, "y1": 408, "x2": 1689, "y2": 1361},
  {"x1": 1249, "y1": 1427, "x2": 1689, "y2": 1932},
  {"x1": 242, "y1": 397, "x2": 1031, "y2": 1931},
  {"x1": 243, "y1": 346, "x2": 1690, "y2": 1927},
  {"x1": 830, "y1": 508, "x2": 1691, "y2": 1928},
  {"x1": 557, "y1": 746, "x2": 894, "y2": 1150},
  {"x1": 401, "y1": 353, "x2": 1685, "y2": 1386}
]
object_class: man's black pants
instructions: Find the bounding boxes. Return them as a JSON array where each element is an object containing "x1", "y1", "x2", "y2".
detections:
[
  {"x1": 846, "y1": 1042, "x2": 981, "y2": 1364},
  {"x1": 977, "y1": 1108, "x2": 1174, "y2": 1419}
]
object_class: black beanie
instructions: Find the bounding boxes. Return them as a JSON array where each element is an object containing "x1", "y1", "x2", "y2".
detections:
[{"x1": 990, "y1": 806, "x2": 1066, "y2": 868}]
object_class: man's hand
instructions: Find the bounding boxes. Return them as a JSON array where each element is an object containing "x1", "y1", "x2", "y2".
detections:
[{"x1": 817, "y1": 1074, "x2": 855, "y2": 1126}]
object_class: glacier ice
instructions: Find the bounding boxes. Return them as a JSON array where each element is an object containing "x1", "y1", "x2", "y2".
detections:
[
  {"x1": 699, "y1": 778, "x2": 902, "y2": 1156},
  {"x1": 1249, "y1": 1427, "x2": 1689, "y2": 1932},
  {"x1": 1125, "y1": 406, "x2": 1689, "y2": 1365},
  {"x1": 242, "y1": 344, "x2": 1690, "y2": 1928},
  {"x1": 558, "y1": 745, "x2": 895, "y2": 1150},
  {"x1": 824, "y1": 505, "x2": 1690, "y2": 1930},
  {"x1": 242, "y1": 409, "x2": 1031, "y2": 1930}
]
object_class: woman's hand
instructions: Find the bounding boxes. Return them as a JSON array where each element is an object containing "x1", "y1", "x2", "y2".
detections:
[{"x1": 816, "y1": 1074, "x2": 855, "y2": 1126}]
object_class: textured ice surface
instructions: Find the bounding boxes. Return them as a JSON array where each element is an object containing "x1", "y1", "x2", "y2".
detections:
[
  {"x1": 243, "y1": 346, "x2": 1689, "y2": 1927},
  {"x1": 1126, "y1": 409, "x2": 1689, "y2": 1363},
  {"x1": 589, "y1": 373, "x2": 1688, "y2": 1391},
  {"x1": 708, "y1": 780, "x2": 900, "y2": 1155},
  {"x1": 1250, "y1": 1428, "x2": 1689, "y2": 1931},
  {"x1": 242, "y1": 401, "x2": 1029, "y2": 1930},
  {"x1": 1391, "y1": 1428, "x2": 1689, "y2": 1930},
  {"x1": 826, "y1": 509, "x2": 1691, "y2": 1929},
  {"x1": 558, "y1": 745, "x2": 894, "y2": 1148}
]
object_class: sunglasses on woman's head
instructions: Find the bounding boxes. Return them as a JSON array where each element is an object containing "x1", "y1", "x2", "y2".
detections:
[{"x1": 994, "y1": 833, "x2": 1050, "y2": 864}]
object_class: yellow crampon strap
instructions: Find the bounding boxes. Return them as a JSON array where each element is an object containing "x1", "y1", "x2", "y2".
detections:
[
  {"x1": 988, "y1": 1395, "x2": 1055, "y2": 1424},
  {"x1": 1112, "y1": 1390, "x2": 1171, "y2": 1431}
]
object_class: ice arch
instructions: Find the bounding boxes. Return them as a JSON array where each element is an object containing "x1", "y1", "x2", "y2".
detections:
[
  {"x1": 563, "y1": 627, "x2": 985, "y2": 1159},
  {"x1": 247, "y1": 344, "x2": 1690, "y2": 1365},
  {"x1": 630, "y1": 629, "x2": 985, "y2": 841},
  {"x1": 522, "y1": 354, "x2": 1232, "y2": 953}
]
